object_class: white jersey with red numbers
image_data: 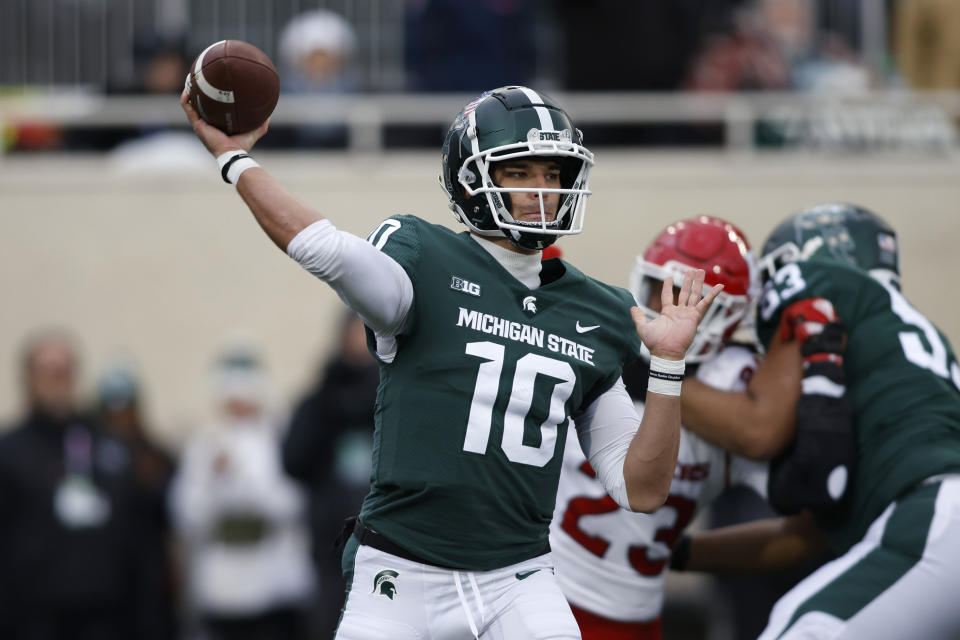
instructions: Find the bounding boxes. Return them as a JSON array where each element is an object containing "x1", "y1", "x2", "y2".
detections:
[{"x1": 550, "y1": 345, "x2": 766, "y2": 623}]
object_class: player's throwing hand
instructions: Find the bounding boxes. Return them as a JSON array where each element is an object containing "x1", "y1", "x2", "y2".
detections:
[
  {"x1": 631, "y1": 268, "x2": 723, "y2": 361},
  {"x1": 180, "y1": 87, "x2": 269, "y2": 158}
]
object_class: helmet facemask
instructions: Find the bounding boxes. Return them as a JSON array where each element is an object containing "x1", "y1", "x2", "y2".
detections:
[
  {"x1": 630, "y1": 259, "x2": 757, "y2": 363},
  {"x1": 458, "y1": 130, "x2": 593, "y2": 250},
  {"x1": 757, "y1": 239, "x2": 809, "y2": 285},
  {"x1": 630, "y1": 216, "x2": 761, "y2": 363}
]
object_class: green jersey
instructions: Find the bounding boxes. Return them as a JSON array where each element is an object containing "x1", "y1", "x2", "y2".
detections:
[
  {"x1": 359, "y1": 215, "x2": 642, "y2": 570},
  {"x1": 758, "y1": 259, "x2": 960, "y2": 552}
]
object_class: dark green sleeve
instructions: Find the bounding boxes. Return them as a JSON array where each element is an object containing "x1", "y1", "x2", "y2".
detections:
[{"x1": 756, "y1": 260, "x2": 841, "y2": 348}]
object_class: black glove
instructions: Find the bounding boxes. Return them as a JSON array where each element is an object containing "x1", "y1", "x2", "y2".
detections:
[{"x1": 768, "y1": 321, "x2": 856, "y2": 515}]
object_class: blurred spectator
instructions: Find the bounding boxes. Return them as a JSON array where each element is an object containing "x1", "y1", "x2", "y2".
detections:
[
  {"x1": 115, "y1": 32, "x2": 191, "y2": 96},
  {"x1": 895, "y1": 0, "x2": 960, "y2": 90},
  {"x1": 551, "y1": 0, "x2": 743, "y2": 146},
  {"x1": 686, "y1": 1, "x2": 793, "y2": 91},
  {"x1": 97, "y1": 361, "x2": 176, "y2": 505},
  {"x1": 685, "y1": 0, "x2": 870, "y2": 92},
  {"x1": 279, "y1": 10, "x2": 357, "y2": 95},
  {"x1": 0, "y1": 331, "x2": 170, "y2": 640},
  {"x1": 169, "y1": 345, "x2": 314, "y2": 640},
  {"x1": 282, "y1": 312, "x2": 379, "y2": 640},
  {"x1": 96, "y1": 362, "x2": 178, "y2": 638},
  {"x1": 66, "y1": 30, "x2": 211, "y2": 167},
  {"x1": 274, "y1": 9, "x2": 357, "y2": 148},
  {"x1": 684, "y1": 0, "x2": 872, "y2": 147},
  {"x1": 557, "y1": 0, "x2": 739, "y2": 91},
  {"x1": 103, "y1": 31, "x2": 211, "y2": 170},
  {"x1": 65, "y1": 32, "x2": 191, "y2": 152},
  {"x1": 404, "y1": 0, "x2": 537, "y2": 92}
]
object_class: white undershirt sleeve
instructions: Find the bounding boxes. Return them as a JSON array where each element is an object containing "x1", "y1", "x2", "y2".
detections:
[
  {"x1": 286, "y1": 219, "x2": 413, "y2": 337},
  {"x1": 572, "y1": 378, "x2": 641, "y2": 511}
]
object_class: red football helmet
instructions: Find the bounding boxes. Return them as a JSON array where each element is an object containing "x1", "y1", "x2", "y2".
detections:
[{"x1": 630, "y1": 216, "x2": 760, "y2": 362}]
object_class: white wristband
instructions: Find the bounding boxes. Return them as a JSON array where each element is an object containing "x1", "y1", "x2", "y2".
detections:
[
  {"x1": 647, "y1": 355, "x2": 685, "y2": 397},
  {"x1": 216, "y1": 150, "x2": 260, "y2": 185}
]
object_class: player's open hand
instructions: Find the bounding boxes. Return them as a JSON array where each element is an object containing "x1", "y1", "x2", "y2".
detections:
[
  {"x1": 180, "y1": 86, "x2": 269, "y2": 157},
  {"x1": 631, "y1": 269, "x2": 723, "y2": 361}
]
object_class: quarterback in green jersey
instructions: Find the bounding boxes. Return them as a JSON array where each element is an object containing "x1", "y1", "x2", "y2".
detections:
[
  {"x1": 679, "y1": 204, "x2": 960, "y2": 639},
  {"x1": 180, "y1": 86, "x2": 721, "y2": 639}
]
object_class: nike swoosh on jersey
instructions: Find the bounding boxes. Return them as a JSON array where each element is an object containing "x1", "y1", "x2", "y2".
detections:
[
  {"x1": 515, "y1": 569, "x2": 541, "y2": 580},
  {"x1": 575, "y1": 321, "x2": 600, "y2": 333}
]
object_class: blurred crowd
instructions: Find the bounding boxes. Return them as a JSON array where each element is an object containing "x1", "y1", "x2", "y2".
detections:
[
  {"x1": 4, "y1": 0, "x2": 958, "y2": 153},
  {"x1": 0, "y1": 314, "x2": 379, "y2": 640}
]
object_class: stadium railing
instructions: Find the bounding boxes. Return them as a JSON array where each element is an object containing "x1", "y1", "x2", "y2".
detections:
[{"x1": 0, "y1": 90, "x2": 958, "y2": 154}]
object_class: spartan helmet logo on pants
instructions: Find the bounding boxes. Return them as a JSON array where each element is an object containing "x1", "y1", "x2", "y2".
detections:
[{"x1": 372, "y1": 569, "x2": 399, "y2": 600}]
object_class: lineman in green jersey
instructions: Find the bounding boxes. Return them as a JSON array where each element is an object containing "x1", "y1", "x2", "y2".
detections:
[
  {"x1": 180, "y1": 86, "x2": 722, "y2": 639},
  {"x1": 679, "y1": 204, "x2": 960, "y2": 639}
]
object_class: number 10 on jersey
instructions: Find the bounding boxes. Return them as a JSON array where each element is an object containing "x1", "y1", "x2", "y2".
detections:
[{"x1": 463, "y1": 341, "x2": 577, "y2": 467}]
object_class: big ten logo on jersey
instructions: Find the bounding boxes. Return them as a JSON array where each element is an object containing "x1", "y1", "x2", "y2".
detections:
[{"x1": 450, "y1": 276, "x2": 481, "y2": 297}]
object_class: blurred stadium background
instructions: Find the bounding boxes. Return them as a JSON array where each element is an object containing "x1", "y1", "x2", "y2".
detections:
[{"x1": 1, "y1": 1, "x2": 958, "y2": 638}]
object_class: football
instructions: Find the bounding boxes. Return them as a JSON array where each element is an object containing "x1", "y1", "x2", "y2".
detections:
[{"x1": 186, "y1": 39, "x2": 280, "y2": 135}]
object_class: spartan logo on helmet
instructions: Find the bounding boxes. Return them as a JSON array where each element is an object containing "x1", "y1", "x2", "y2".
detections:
[{"x1": 372, "y1": 569, "x2": 399, "y2": 600}]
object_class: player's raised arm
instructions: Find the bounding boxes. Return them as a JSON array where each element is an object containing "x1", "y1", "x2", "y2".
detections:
[
  {"x1": 180, "y1": 89, "x2": 412, "y2": 338},
  {"x1": 180, "y1": 89, "x2": 322, "y2": 251},
  {"x1": 622, "y1": 268, "x2": 723, "y2": 511},
  {"x1": 681, "y1": 331, "x2": 803, "y2": 459}
]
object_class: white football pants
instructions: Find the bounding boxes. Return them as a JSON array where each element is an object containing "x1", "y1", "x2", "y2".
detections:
[
  {"x1": 335, "y1": 539, "x2": 582, "y2": 640},
  {"x1": 759, "y1": 475, "x2": 960, "y2": 640}
]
